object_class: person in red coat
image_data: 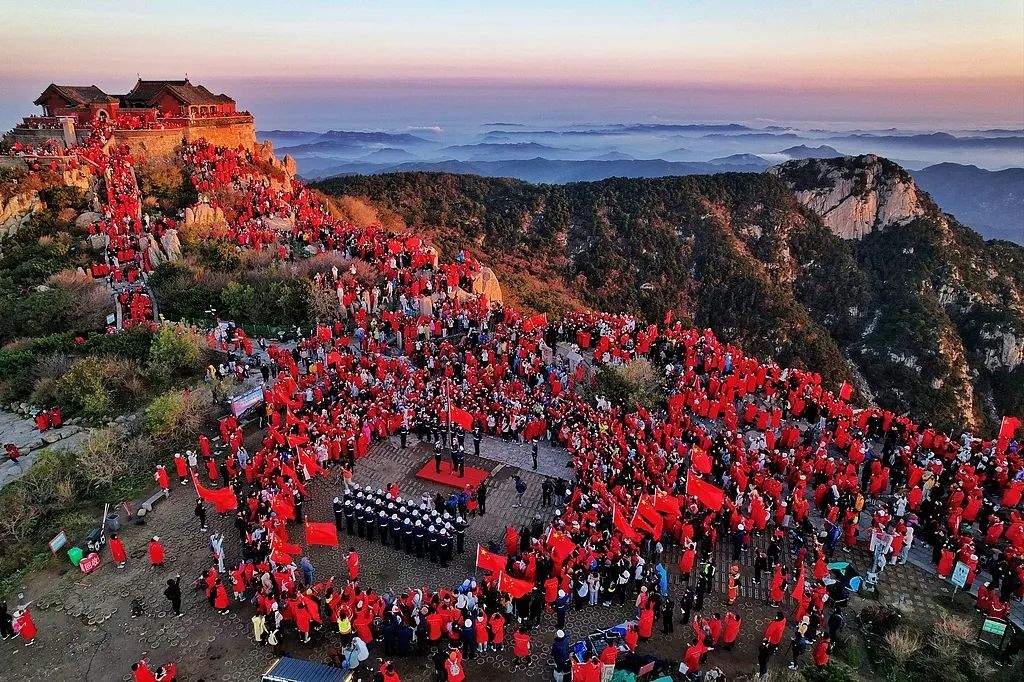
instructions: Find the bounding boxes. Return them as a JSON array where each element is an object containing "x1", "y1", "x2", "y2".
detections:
[
  {"x1": 148, "y1": 536, "x2": 166, "y2": 567},
  {"x1": 813, "y1": 636, "x2": 830, "y2": 666},
  {"x1": 347, "y1": 549, "x2": 360, "y2": 581},
  {"x1": 763, "y1": 611, "x2": 786, "y2": 647},
  {"x1": 575, "y1": 655, "x2": 603, "y2": 682},
  {"x1": 173, "y1": 453, "x2": 189, "y2": 484},
  {"x1": 682, "y1": 637, "x2": 708, "y2": 675},
  {"x1": 205, "y1": 457, "x2": 219, "y2": 484},
  {"x1": 378, "y1": 661, "x2": 400, "y2": 682},
  {"x1": 445, "y1": 648, "x2": 465, "y2": 682},
  {"x1": 769, "y1": 564, "x2": 786, "y2": 606},
  {"x1": 637, "y1": 604, "x2": 655, "y2": 640},
  {"x1": 213, "y1": 581, "x2": 230, "y2": 615},
  {"x1": 132, "y1": 660, "x2": 157, "y2": 682},
  {"x1": 489, "y1": 612, "x2": 506, "y2": 651},
  {"x1": 513, "y1": 626, "x2": 531, "y2": 660},
  {"x1": 13, "y1": 607, "x2": 37, "y2": 645},
  {"x1": 623, "y1": 624, "x2": 638, "y2": 650},
  {"x1": 722, "y1": 610, "x2": 742, "y2": 649},
  {"x1": 110, "y1": 534, "x2": 128, "y2": 568},
  {"x1": 154, "y1": 465, "x2": 170, "y2": 494}
]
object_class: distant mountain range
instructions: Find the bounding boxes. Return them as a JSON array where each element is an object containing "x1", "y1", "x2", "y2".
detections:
[
  {"x1": 303, "y1": 157, "x2": 769, "y2": 184},
  {"x1": 261, "y1": 125, "x2": 1021, "y2": 243},
  {"x1": 910, "y1": 164, "x2": 1024, "y2": 243}
]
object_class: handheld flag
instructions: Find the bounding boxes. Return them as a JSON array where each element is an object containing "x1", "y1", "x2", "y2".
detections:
[
  {"x1": 686, "y1": 471, "x2": 725, "y2": 511},
  {"x1": 476, "y1": 545, "x2": 507, "y2": 574},
  {"x1": 304, "y1": 521, "x2": 339, "y2": 547}
]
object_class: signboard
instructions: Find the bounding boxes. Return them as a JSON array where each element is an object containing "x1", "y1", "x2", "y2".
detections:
[
  {"x1": 979, "y1": 618, "x2": 1009, "y2": 650},
  {"x1": 79, "y1": 552, "x2": 101, "y2": 574},
  {"x1": 950, "y1": 561, "x2": 970, "y2": 589},
  {"x1": 48, "y1": 530, "x2": 67, "y2": 554},
  {"x1": 230, "y1": 386, "x2": 264, "y2": 418}
]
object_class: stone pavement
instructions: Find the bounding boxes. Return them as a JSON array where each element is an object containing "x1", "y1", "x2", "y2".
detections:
[
  {"x1": 0, "y1": 409, "x2": 95, "y2": 490},
  {"x1": 477, "y1": 435, "x2": 573, "y2": 481}
]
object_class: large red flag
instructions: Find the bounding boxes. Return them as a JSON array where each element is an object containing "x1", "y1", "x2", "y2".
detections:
[
  {"x1": 476, "y1": 545, "x2": 507, "y2": 574},
  {"x1": 304, "y1": 522, "x2": 339, "y2": 547},
  {"x1": 691, "y1": 449, "x2": 712, "y2": 475},
  {"x1": 524, "y1": 419, "x2": 547, "y2": 441},
  {"x1": 686, "y1": 471, "x2": 725, "y2": 511},
  {"x1": 998, "y1": 416, "x2": 1021, "y2": 440},
  {"x1": 653, "y1": 491, "x2": 683, "y2": 518},
  {"x1": 194, "y1": 476, "x2": 238, "y2": 513},
  {"x1": 439, "y1": 405, "x2": 474, "y2": 431},
  {"x1": 997, "y1": 416, "x2": 1022, "y2": 454},
  {"x1": 497, "y1": 571, "x2": 535, "y2": 598}
]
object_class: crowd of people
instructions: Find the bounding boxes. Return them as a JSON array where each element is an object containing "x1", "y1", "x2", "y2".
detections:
[{"x1": 5, "y1": 131, "x2": 1022, "y2": 680}]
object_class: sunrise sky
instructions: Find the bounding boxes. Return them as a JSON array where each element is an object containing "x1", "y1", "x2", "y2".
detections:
[{"x1": 2, "y1": 0, "x2": 1022, "y2": 130}]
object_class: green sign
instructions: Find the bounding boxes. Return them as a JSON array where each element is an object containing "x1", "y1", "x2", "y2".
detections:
[{"x1": 981, "y1": 619, "x2": 1007, "y2": 637}]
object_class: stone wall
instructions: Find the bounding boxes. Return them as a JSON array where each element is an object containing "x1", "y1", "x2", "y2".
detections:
[{"x1": 115, "y1": 118, "x2": 256, "y2": 160}]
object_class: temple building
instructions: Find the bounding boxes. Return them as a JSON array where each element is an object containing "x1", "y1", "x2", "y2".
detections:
[{"x1": 4, "y1": 78, "x2": 255, "y2": 159}]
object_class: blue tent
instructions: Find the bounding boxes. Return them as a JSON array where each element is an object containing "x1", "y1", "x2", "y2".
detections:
[{"x1": 262, "y1": 657, "x2": 349, "y2": 682}]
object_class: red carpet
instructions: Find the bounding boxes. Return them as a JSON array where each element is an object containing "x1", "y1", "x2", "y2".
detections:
[{"x1": 415, "y1": 459, "x2": 489, "y2": 489}]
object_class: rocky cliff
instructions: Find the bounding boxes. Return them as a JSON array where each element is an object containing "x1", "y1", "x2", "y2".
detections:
[{"x1": 772, "y1": 155, "x2": 927, "y2": 239}]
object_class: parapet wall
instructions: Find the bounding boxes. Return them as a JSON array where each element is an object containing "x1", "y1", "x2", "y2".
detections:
[{"x1": 115, "y1": 117, "x2": 256, "y2": 160}]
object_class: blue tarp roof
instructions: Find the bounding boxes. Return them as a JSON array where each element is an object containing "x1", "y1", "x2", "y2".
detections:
[{"x1": 263, "y1": 657, "x2": 348, "y2": 682}]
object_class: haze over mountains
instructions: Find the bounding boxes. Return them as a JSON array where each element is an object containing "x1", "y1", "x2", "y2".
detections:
[{"x1": 263, "y1": 122, "x2": 1023, "y2": 243}]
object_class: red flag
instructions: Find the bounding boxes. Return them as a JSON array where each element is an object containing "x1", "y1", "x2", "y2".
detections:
[
  {"x1": 476, "y1": 545, "x2": 507, "y2": 574},
  {"x1": 522, "y1": 313, "x2": 548, "y2": 333},
  {"x1": 998, "y1": 416, "x2": 1021, "y2": 440},
  {"x1": 686, "y1": 471, "x2": 725, "y2": 511},
  {"x1": 546, "y1": 530, "x2": 576, "y2": 564},
  {"x1": 524, "y1": 418, "x2": 547, "y2": 441},
  {"x1": 838, "y1": 381, "x2": 853, "y2": 401},
  {"x1": 631, "y1": 497, "x2": 663, "y2": 537},
  {"x1": 195, "y1": 476, "x2": 238, "y2": 513},
  {"x1": 498, "y1": 571, "x2": 535, "y2": 598},
  {"x1": 440, "y1": 405, "x2": 474, "y2": 431},
  {"x1": 691, "y1": 449, "x2": 712, "y2": 475},
  {"x1": 613, "y1": 504, "x2": 642, "y2": 542},
  {"x1": 653, "y1": 491, "x2": 683, "y2": 518},
  {"x1": 997, "y1": 416, "x2": 1022, "y2": 454},
  {"x1": 304, "y1": 522, "x2": 339, "y2": 547}
]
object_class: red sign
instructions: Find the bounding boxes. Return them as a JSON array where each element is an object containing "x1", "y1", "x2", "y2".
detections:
[{"x1": 79, "y1": 552, "x2": 101, "y2": 574}]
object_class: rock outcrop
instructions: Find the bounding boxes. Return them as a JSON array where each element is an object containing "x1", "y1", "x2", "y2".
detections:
[
  {"x1": 0, "y1": 191, "x2": 41, "y2": 239},
  {"x1": 772, "y1": 154, "x2": 927, "y2": 239},
  {"x1": 184, "y1": 202, "x2": 226, "y2": 227},
  {"x1": 470, "y1": 266, "x2": 503, "y2": 303}
]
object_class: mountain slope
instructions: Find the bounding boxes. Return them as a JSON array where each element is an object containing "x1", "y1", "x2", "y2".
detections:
[{"x1": 316, "y1": 157, "x2": 1023, "y2": 431}]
